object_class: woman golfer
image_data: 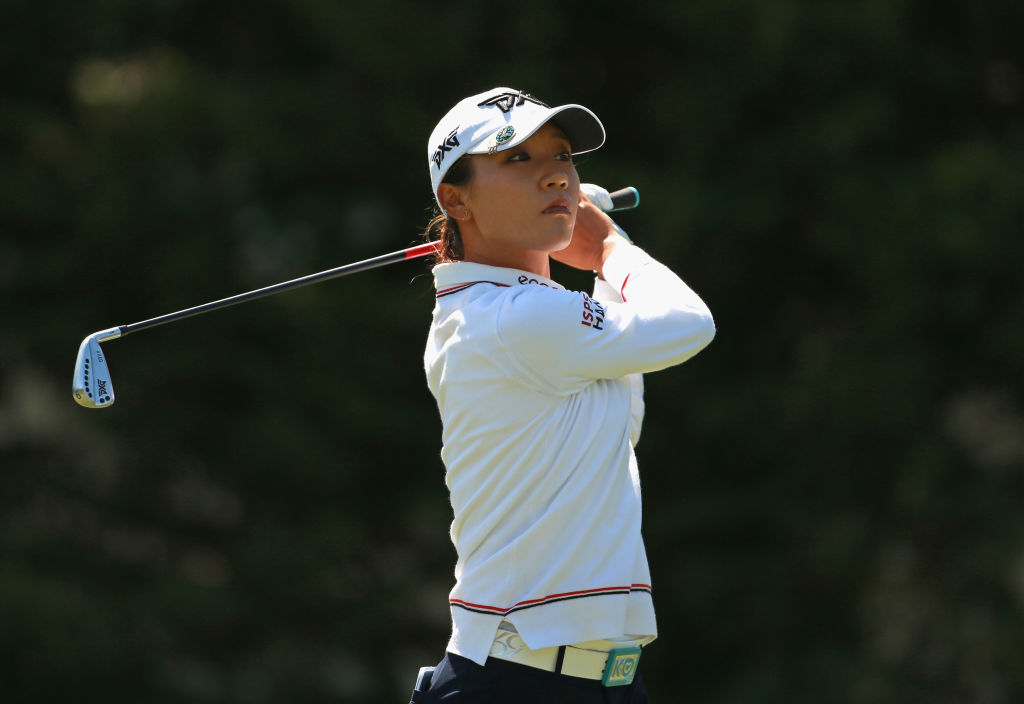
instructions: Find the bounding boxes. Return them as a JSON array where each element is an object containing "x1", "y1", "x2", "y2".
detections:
[{"x1": 412, "y1": 87, "x2": 715, "y2": 703}]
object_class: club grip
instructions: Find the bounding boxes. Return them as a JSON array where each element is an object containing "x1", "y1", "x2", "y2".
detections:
[{"x1": 608, "y1": 187, "x2": 640, "y2": 211}]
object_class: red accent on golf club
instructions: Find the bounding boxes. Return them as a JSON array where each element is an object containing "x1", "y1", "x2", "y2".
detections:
[{"x1": 404, "y1": 241, "x2": 442, "y2": 260}]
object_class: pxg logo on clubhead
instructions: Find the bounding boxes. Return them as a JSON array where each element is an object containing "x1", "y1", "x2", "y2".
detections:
[{"x1": 74, "y1": 336, "x2": 115, "y2": 408}]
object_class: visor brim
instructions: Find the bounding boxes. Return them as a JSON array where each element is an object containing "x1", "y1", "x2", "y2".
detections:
[{"x1": 467, "y1": 104, "x2": 606, "y2": 156}]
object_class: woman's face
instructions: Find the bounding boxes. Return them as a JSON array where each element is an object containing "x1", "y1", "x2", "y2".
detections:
[{"x1": 457, "y1": 122, "x2": 580, "y2": 269}]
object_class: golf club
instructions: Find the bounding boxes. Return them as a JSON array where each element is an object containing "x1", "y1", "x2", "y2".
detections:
[{"x1": 72, "y1": 186, "x2": 640, "y2": 408}]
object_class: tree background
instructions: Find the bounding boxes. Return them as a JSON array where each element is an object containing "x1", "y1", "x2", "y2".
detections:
[{"x1": 3, "y1": 1, "x2": 1023, "y2": 702}]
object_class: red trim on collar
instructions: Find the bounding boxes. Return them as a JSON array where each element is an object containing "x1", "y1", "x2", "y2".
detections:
[{"x1": 436, "y1": 281, "x2": 511, "y2": 298}]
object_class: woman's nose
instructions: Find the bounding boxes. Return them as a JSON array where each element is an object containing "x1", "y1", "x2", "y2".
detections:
[{"x1": 542, "y1": 170, "x2": 569, "y2": 191}]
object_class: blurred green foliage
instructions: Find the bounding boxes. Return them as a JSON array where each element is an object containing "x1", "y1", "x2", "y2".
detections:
[{"x1": 2, "y1": 1, "x2": 1023, "y2": 702}]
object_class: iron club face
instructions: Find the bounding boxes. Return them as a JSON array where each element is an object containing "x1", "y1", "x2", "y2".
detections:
[{"x1": 73, "y1": 328, "x2": 121, "y2": 408}]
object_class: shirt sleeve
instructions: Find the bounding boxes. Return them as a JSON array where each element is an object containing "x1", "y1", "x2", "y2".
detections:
[
  {"x1": 493, "y1": 244, "x2": 716, "y2": 392},
  {"x1": 593, "y1": 276, "x2": 645, "y2": 446}
]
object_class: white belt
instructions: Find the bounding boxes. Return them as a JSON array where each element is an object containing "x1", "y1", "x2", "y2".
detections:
[{"x1": 488, "y1": 631, "x2": 644, "y2": 685}]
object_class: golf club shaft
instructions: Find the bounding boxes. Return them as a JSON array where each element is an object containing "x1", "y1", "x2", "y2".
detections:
[
  {"x1": 103, "y1": 187, "x2": 641, "y2": 340},
  {"x1": 110, "y1": 241, "x2": 439, "y2": 340}
]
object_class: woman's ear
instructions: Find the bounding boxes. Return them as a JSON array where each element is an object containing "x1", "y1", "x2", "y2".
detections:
[{"x1": 438, "y1": 184, "x2": 470, "y2": 221}]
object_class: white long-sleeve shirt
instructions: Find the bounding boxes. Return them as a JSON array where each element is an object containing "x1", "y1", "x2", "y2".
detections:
[{"x1": 423, "y1": 243, "x2": 715, "y2": 665}]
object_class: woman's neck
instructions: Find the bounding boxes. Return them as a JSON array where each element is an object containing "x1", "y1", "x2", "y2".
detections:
[{"x1": 460, "y1": 231, "x2": 552, "y2": 279}]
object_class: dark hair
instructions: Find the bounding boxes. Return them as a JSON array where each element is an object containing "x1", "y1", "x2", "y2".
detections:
[{"x1": 423, "y1": 155, "x2": 472, "y2": 263}]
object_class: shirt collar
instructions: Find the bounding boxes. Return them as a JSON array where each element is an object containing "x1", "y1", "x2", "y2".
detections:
[{"x1": 432, "y1": 261, "x2": 566, "y2": 292}]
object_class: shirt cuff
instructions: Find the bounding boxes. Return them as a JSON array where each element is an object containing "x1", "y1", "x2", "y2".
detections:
[{"x1": 601, "y1": 244, "x2": 655, "y2": 299}]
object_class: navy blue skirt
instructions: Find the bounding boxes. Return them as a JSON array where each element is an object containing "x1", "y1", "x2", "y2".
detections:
[{"x1": 409, "y1": 651, "x2": 650, "y2": 703}]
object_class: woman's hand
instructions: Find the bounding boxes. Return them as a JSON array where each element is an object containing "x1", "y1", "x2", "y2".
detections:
[{"x1": 550, "y1": 193, "x2": 631, "y2": 279}]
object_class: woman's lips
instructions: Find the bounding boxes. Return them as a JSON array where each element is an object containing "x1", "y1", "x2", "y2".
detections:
[{"x1": 543, "y1": 199, "x2": 572, "y2": 215}]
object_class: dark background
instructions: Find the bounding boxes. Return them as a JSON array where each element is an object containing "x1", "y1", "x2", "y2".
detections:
[{"x1": 3, "y1": 1, "x2": 1023, "y2": 702}]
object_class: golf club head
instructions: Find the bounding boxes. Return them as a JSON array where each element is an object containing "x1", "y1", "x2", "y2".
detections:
[{"x1": 73, "y1": 330, "x2": 119, "y2": 408}]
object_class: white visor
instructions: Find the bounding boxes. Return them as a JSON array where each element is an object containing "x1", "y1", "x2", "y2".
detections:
[{"x1": 427, "y1": 87, "x2": 605, "y2": 209}]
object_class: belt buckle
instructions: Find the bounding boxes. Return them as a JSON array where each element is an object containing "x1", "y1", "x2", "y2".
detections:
[{"x1": 601, "y1": 647, "x2": 642, "y2": 687}]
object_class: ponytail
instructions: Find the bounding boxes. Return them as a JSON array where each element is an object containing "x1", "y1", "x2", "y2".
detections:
[{"x1": 423, "y1": 211, "x2": 464, "y2": 263}]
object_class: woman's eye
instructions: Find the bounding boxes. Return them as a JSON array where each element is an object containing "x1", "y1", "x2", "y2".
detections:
[{"x1": 507, "y1": 150, "x2": 572, "y2": 163}]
